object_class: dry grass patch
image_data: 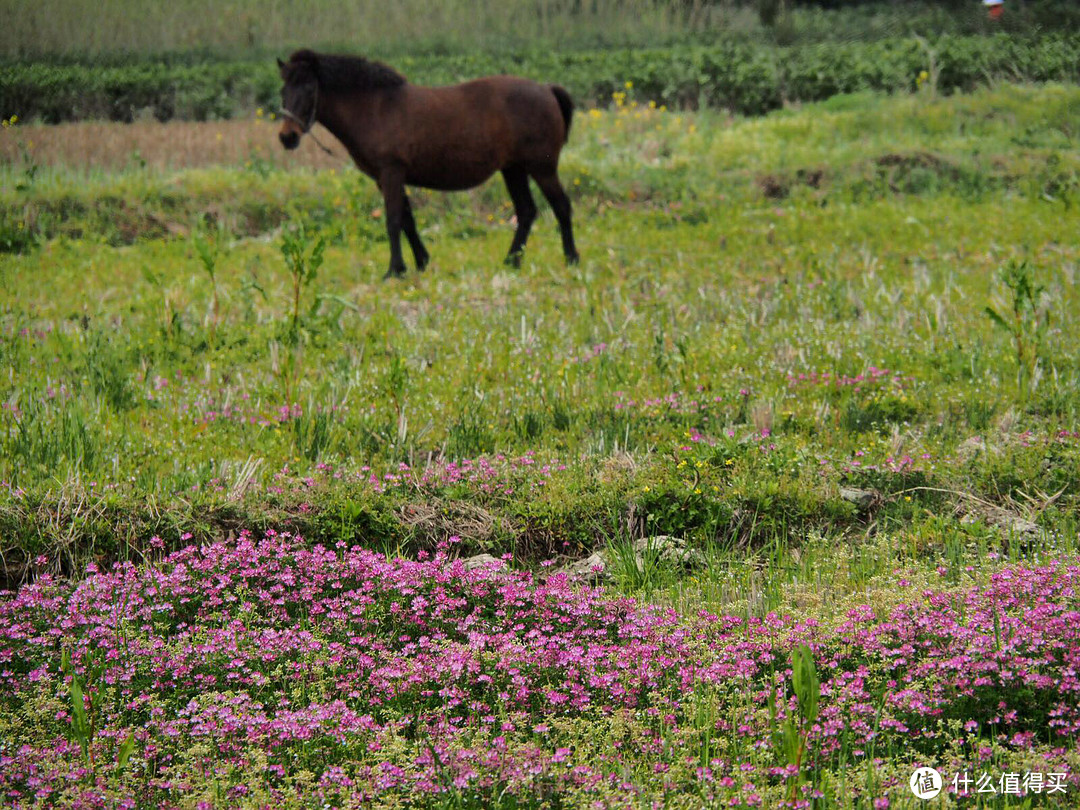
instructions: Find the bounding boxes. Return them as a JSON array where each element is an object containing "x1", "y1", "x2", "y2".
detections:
[
  {"x1": 398, "y1": 499, "x2": 511, "y2": 549},
  {"x1": 2, "y1": 118, "x2": 345, "y2": 171}
]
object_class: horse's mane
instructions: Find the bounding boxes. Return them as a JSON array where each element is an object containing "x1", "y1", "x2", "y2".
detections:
[{"x1": 287, "y1": 49, "x2": 406, "y2": 91}]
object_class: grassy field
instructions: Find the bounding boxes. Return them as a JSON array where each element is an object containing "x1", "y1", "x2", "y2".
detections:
[
  {"x1": 5, "y1": 0, "x2": 1071, "y2": 60},
  {"x1": 2, "y1": 83, "x2": 1080, "y2": 807}
]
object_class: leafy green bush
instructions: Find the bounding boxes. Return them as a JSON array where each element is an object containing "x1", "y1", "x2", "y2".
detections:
[{"x1": 3, "y1": 33, "x2": 1078, "y2": 123}]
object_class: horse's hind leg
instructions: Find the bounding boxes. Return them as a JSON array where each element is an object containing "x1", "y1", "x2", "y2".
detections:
[
  {"x1": 532, "y1": 170, "x2": 579, "y2": 265},
  {"x1": 501, "y1": 166, "x2": 537, "y2": 268},
  {"x1": 378, "y1": 167, "x2": 408, "y2": 279},
  {"x1": 401, "y1": 193, "x2": 429, "y2": 271}
]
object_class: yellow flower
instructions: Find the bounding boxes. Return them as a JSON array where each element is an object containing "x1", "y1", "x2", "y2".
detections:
[{"x1": 625, "y1": 81, "x2": 633, "y2": 89}]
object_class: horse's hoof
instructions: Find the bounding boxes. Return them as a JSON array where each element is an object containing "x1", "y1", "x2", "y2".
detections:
[
  {"x1": 383, "y1": 267, "x2": 406, "y2": 281},
  {"x1": 504, "y1": 251, "x2": 523, "y2": 269},
  {"x1": 566, "y1": 252, "x2": 580, "y2": 266}
]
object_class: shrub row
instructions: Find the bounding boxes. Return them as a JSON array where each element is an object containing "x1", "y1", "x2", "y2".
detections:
[
  {"x1": 2, "y1": 33, "x2": 1078, "y2": 123},
  {"x1": 0, "y1": 62, "x2": 280, "y2": 124}
]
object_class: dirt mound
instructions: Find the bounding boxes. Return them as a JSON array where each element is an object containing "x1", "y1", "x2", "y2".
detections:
[{"x1": 758, "y1": 167, "x2": 825, "y2": 199}]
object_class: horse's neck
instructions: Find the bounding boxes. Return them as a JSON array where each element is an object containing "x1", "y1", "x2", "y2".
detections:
[{"x1": 316, "y1": 89, "x2": 385, "y2": 159}]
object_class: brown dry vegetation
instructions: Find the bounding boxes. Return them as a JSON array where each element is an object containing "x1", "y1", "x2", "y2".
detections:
[{"x1": 1, "y1": 118, "x2": 345, "y2": 171}]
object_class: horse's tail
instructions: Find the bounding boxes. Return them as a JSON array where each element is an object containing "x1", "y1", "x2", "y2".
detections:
[{"x1": 550, "y1": 85, "x2": 574, "y2": 143}]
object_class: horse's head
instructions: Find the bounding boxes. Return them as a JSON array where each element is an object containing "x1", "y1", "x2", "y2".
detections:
[{"x1": 277, "y1": 52, "x2": 319, "y2": 150}]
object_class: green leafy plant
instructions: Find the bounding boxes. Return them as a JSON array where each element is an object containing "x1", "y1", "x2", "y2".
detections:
[
  {"x1": 293, "y1": 397, "x2": 336, "y2": 462},
  {"x1": 5, "y1": 33, "x2": 1080, "y2": 123},
  {"x1": 4, "y1": 116, "x2": 41, "y2": 192},
  {"x1": 607, "y1": 534, "x2": 660, "y2": 593},
  {"x1": 279, "y1": 218, "x2": 327, "y2": 343},
  {"x1": 273, "y1": 219, "x2": 327, "y2": 403},
  {"x1": 768, "y1": 643, "x2": 821, "y2": 802},
  {"x1": 0, "y1": 210, "x2": 38, "y2": 254},
  {"x1": 116, "y1": 732, "x2": 136, "y2": 773},
  {"x1": 384, "y1": 351, "x2": 409, "y2": 420},
  {"x1": 192, "y1": 224, "x2": 224, "y2": 346},
  {"x1": 61, "y1": 647, "x2": 106, "y2": 775},
  {"x1": 985, "y1": 260, "x2": 1050, "y2": 398},
  {"x1": 83, "y1": 331, "x2": 137, "y2": 412}
]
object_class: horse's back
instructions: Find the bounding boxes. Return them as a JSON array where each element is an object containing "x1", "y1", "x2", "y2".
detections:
[
  {"x1": 414, "y1": 77, "x2": 567, "y2": 156},
  {"x1": 380, "y1": 76, "x2": 570, "y2": 190}
]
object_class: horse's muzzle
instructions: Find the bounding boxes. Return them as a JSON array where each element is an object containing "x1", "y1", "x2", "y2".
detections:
[{"x1": 279, "y1": 131, "x2": 301, "y2": 150}]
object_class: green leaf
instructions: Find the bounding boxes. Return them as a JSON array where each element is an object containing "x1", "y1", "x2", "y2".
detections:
[
  {"x1": 984, "y1": 306, "x2": 1010, "y2": 332},
  {"x1": 791, "y1": 644, "x2": 820, "y2": 727},
  {"x1": 69, "y1": 675, "x2": 89, "y2": 745},
  {"x1": 117, "y1": 732, "x2": 136, "y2": 770},
  {"x1": 316, "y1": 293, "x2": 360, "y2": 312},
  {"x1": 783, "y1": 717, "x2": 801, "y2": 765}
]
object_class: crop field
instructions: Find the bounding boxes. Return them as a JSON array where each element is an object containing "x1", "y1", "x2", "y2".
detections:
[{"x1": 2, "y1": 64, "x2": 1080, "y2": 809}]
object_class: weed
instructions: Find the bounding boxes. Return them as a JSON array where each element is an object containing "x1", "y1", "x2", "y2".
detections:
[
  {"x1": 279, "y1": 217, "x2": 327, "y2": 343},
  {"x1": 192, "y1": 223, "x2": 224, "y2": 346},
  {"x1": 985, "y1": 259, "x2": 1051, "y2": 399},
  {"x1": 60, "y1": 647, "x2": 105, "y2": 774},
  {"x1": 768, "y1": 643, "x2": 821, "y2": 802}
]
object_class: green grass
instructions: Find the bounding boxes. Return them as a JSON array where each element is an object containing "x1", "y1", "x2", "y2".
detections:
[
  {"x1": 5, "y1": 0, "x2": 1077, "y2": 61},
  {"x1": 1, "y1": 83, "x2": 1079, "y2": 594},
  {"x1": 2, "y1": 78, "x2": 1080, "y2": 810}
]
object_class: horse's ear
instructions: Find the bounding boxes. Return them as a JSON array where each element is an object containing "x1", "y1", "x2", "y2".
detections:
[{"x1": 277, "y1": 57, "x2": 286, "y2": 75}]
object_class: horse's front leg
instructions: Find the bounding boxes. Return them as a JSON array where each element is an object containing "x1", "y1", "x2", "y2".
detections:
[
  {"x1": 378, "y1": 167, "x2": 408, "y2": 279},
  {"x1": 501, "y1": 166, "x2": 537, "y2": 268}
]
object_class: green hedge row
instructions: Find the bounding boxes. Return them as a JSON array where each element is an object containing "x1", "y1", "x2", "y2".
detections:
[{"x1": 3, "y1": 33, "x2": 1078, "y2": 123}]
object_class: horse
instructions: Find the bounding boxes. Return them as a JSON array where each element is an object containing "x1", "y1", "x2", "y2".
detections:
[{"x1": 277, "y1": 49, "x2": 580, "y2": 279}]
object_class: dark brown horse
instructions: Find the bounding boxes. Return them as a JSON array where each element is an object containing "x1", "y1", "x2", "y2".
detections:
[{"x1": 277, "y1": 49, "x2": 579, "y2": 278}]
